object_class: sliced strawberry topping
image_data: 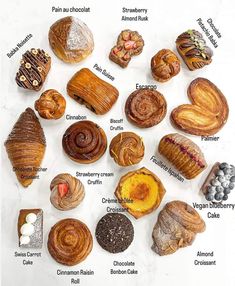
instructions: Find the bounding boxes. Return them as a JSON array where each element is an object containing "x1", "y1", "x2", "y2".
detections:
[{"x1": 58, "y1": 183, "x2": 69, "y2": 198}]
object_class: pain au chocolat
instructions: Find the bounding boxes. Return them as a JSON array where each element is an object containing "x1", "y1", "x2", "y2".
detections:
[
  {"x1": 152, "y1": 200, "x2": 206, "y2": 256},
  {"x1": 171, "y1": 78, "x2": 229, "y2": 136},
  {"x1": 67, "y1": 68, "x2": 119, "y2": 115},
  {"x1": 158, "y1": 133, "x2": 207, "y2": 179},
  {"x1": 115, "y1": 167, "x2": 166, "y2": 219},
  {"x1": 48, "y1": 16, "x2": 94, "y2": 63},
  {"x1": 176, "y1": 29, "x2": 213, "y2": 71},
  {"x1": 5, "y1": 108, "x2": 46, "y2": 187}
]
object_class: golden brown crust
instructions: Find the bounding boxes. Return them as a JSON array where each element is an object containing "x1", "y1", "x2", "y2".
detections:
[
  {"x1": 115, "y1": 167, "x2": 166, "y2": 219},
  {"x1": 4, "y1": 108, "x2": 46, "y2": 187},
  {"x1": 158, "y1": 133, "x2": 207, "y2": 179},
  {"x1": 35, "y1": 89, "x2": 66, "y2": 119},
  {"x1": 67, "y1": 68, "x2": 119, "y2": 115},
  {"x1": 171, "y1": 78, "x2": 229, "y2": 136},
  {"x1": 48, "y1": 16, "x2": 94, "y2": 63},
  {"x1": 151, "y1": 49, "x2": 180, "y2": 82},
  {"x1": 152, "y1": 200, "x2": 206, "y2": 256},
  {"x1": 109, "y1": 132, "x2": 144, "y2": 166},
  {"x1": 47, "y1": 218, "x2": 93, "y2": 266}
]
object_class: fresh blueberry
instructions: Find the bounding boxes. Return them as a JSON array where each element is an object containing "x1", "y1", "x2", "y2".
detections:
[
  {"x1": 218, "y1": 176, "x2": 226, "y2": 183},
  {"x1": 215, "y1": 192, "x2": 223, "y2": 201},
  {"x1": 225, "y1": 174, "x2": 231, "y2": 181},
  {"x1": 224, "y1": 188, "x2": 231, "y2": 195},
  {"x1": 216, "y1": 170, "x2": 224, "y2": 176},
  {"x1": 224, "y1": 168, "x2": 230, "y2": 175},
  {"x1": 220, "y1": 162, "x2": 229, "y2": 170},
  {"x1": 229, "y1": 183, "x2": 234, "y2": 190},
  {"x1": 205, "y1": 193, "x2": 214, "y2": 201},
  {"x1": 230, "y1": 176, "x2": 235, "y2": 182},
  {"x1": 223, "y1": 195, "x2": 229, "y2": 201},
  {"x1": 222, "y1": 181, "x2": 229, "y2": 188},
  {"x1": 216, "y1": 186, "x2": 223, "y2": 192},
  {"x1": 211, "y1": 179, "x2": 220, "y2": 186},
  {"x1": 207, "y1": 185, "x2": 216, "y2": 193}
]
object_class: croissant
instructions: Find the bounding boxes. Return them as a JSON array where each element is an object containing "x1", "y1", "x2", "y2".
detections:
[
  {"x1": 5, "y1": 108, "x2": 46, "y2": 187},
  {"x1": 152, "y1": 200, "x2": 206, "y2": 256},
  {"x1": 50, "y1": 173, "x2": 85, "y2": 211}
]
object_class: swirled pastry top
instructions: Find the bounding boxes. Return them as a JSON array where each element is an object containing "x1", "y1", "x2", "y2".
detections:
[
  {"x1": 62, "y1": 120, "x2": 107, "y2": 164},
  {"x1": 50, "y1": 173, "x2": 85, "y2": 211},
  {"x1": 109, "y1": 132, "x2": 144, "y2": 166},
  {"x1": 49, "y1": 16, "x2": 94, "y2": 63},
  {"x1": 48, "y1": 218, "x2": 93, "y2": 265},
  {"x1": 125, "y1": 88, "x2": 167, "y2": 128}
]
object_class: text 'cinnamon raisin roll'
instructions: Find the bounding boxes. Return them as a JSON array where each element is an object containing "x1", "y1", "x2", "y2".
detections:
[
  {"x1": 62, "y1": 120, "x2": 107, "y2": 164},
  {"x1": 125, "y1": 89, "x2": 167, "y2": 128}
]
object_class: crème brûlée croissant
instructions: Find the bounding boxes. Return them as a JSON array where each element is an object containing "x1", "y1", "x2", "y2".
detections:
[{"x1": 4, "y1": 108, "x2": 46, "y2": 187}]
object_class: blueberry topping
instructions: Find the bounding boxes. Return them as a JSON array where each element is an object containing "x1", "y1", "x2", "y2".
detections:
[
  {"x1": 216, "y1": 170, "x2": 224, "y2": 176},
  {"x1": 216, "y1": 186, "x2": 223, "y2": 192},
  {"x1": 211, "y1": 179, "x2": 220, "y2": 186},
  {"x1": 230, "y1": 176, "x2": 235, "y2": 182},
  {"x1": 224, "y1": 188, "x2": 231, "y2": 195},
  {"x1": 215, "y1": 192, "x2": 223, "y2": 201},
  {"x1": 218, "y1": 176, "x2": 225, "y2": 183},
  {"x1": 223, "y1": 195, "x2": 228, "y2": 201},
  {"x1": 229, "y1": 183, "x2": 234, "y2": 190},
  {"x1": 223, "y1": 168, "x2": 230, "y2": 175},
  {"x1": 222, "y1": 181, "x2": 229, "y2": 188},
  {"x1": 220, "y1": 162, "x2": 229, "y2": 170},
  {"x1": 205, "y1": 193, "x2": 214, "y2": 201}
]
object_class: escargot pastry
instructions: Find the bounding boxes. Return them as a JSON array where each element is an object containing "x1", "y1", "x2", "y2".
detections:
[
  {"x1": 151, "y1": 49, "x2": 180, "y2": 82},
  {"x1": 35, "y1": 89, "x2": 66, "y2": 119},
  {"x1": 125, "y1": 88, "x2": 167, "y2": 128},
  {"x1": 50, "y1": 173, "x2": 85, "y2": 211},
  {"x1": 109, "y1": 29, "x2": 144, "y2": 68},
  {"x1": 115, "y1": 167, "x2": 166, "y2": 219},
  {"x1": 49, "y1": 16, "x2": 94, "y2": 63},
  {"x1": 152, "y1": 200, "x2": 206, "y2": 256},
  {"x1": 171, "y1": 78, "x2": 229, "y2": 136},
  {"x1": 109, "y1": 132, "x2": 145, "y2": 166},
  {"x1": 176, "y1": 29, "x2": 213, "y2": 70},
  {"x1": 48, "y1": 218, "x2": 93, "y2": 266},
  {"x1": 67, "y1": 68, "x2": 119, "y2": 115},
  {"x1": 158, "y1": 133, "x2": 207, "y2": 179},
  {"x1": 16, "y1": 48, "x2": 51, "y2": 91},
  {"x1": 62, "y1": 120, "x2": 107, "y2": 164}
]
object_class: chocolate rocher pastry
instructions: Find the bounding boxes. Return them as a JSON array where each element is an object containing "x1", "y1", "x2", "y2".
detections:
[
  {"x1": 67, "y1": 68, "x2": 119, "y2": 115},
  {"x1": 158, "y1": 133, "x2": 207, "y2": 180},
  {"x1": 152, "y1": 200, "x2": 206, "y2": 256},
  {"x1": 125, "y1": 88, "x2": 167, "y2": 128},
  {"x1": 109, "y1": 29, "x2": 144, "y2": 68},
  {"x1": 115, "y1": 167, "x2": 166, "y2": 219},
  {"x1": 48, "y1": 16, "x2": 94, "y2": 63},
  {"x1": 16, "y1": 48, "x2": 51, "y2": 91},
  {"x1": 35, "y1": 89, "x2": 66, "y2": 119},
  {"x1": 109, "y1": 132, "x2": 144, "y2": 166},
  {"x1": 5, "y1": 108, "x2": 46, "y2": 187},
  {"x1": 95, "y1": 213, "x2": 134, "y2": 253},
  {"x1": 151, "y1": 49, "x2": 180, "y2": 82},
  {"x1": 62, "y1": 120, "x2": 107, "y2": 164},
  {"x1": 176, "y1": 29, "x2": 213, "y2": 70},
  {"x1": 50, "y1": 173, "x2": 85, "y2": 211},
  {"x1": 48, "y1": 218, "x2": 93, "y2": 266},
  {"x1": 171, "y1": 78, "x2": 229, "y2": 136},
  {"x1": 18, "y1": 209, "x2": 43, "y2": 248}
]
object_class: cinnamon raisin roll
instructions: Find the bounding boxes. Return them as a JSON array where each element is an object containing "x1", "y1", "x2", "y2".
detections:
[
  {"x1": 50, "y1": 173, "x2": 85, "y2": 211},
  {"x1": 109, "y1": 132, "x2": 144, "y2": 166},
  {"x1": 47, "y1": 219, "x2": 93, "y2": 266},
  {"x1": 125, "y1": 89, "x2": 167, "y2": 128},
  {"x1": 62, "y1": 120, "x2": 107, "y2": 164}
]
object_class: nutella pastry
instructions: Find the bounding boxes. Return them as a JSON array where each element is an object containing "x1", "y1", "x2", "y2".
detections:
[
  {"x1": 48, "y1": 219, "x2": 93, "y2": 266},
  {"x1": 109, "y1": 132, "x2": 144, "y2": 166},
  {"x1": 62, "y1": 120, "x2": 107, "y2": 164},
  {"x1": 115, "y1": 167, "x2": 166, "y2": 219},
  {"x1": 152, "y1": 201, "x2": 206, "y2": 256},
  {"x1": 49, "y1": 16, "x2": 94, "y2": 63},
  {"x1": 151, "y1": 49, "x2": 180, "y2": 82},
  {"x1": 109, "y1": 29, "x2": 144, "y2": 68},
  {"x1": 171, "y1": 78, "x2": 229, "y2": 136},
  {"x1": 67, "y1": 68, "x2": 119, "y2": 115},
  {"x1": 35, "y1": 89, "x2": 66, "y2": 119},
  {"x1": 50, "y1": 173, "x2": 85, "y2": 211},
  {"x1": 95, "y1": 213, "x2": 134, "y2": 253},
  {"x1": 176, "y1": 29, "x2": 213, "y2": 70},
  {"x1": 158, "y1": 133, "x2": 207, "y2": 179},
  {"x1": 16, "y1": 48, "x2": 51, "y2": 91},
  {"x1": 18, "y1": 209, "x2": 43, "y2": 248},
  {"x1": 125, "y1": 88, "x2": 167, "y2": 128},
  {"x1": 5, "y1": 108, "x2": 46, "y2": 187},
  {"x1": 201, "y1": 162, "x2": 235, "y2": 203}
]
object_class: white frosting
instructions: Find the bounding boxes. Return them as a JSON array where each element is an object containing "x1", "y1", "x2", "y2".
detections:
[
  {"x1": 20, "y1": 235, "x2": 30, "y2": 245},
  {"x1": 20, "y1": 223, "x2": 34, "y2": 236},
  {"x1": 26, "y1": 213, "x2": 37, "y2": 224}
]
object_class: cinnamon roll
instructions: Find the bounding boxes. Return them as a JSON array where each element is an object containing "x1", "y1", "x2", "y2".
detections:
[
  {"x1": 125, "y1": 89, "x2": 167, "y2": 128},
  {"x1": 62, "y1": 120, "x2": 107, "y2": 164},
  {"x1": 109, "y1": 132, "x2": 144, "y2": 166},
  {"x1": 50, "y1": 173, "x2": 85, "y2": 211},
  {"x1": 48, "y1": 219, "x2": 93, "y2": 266}
]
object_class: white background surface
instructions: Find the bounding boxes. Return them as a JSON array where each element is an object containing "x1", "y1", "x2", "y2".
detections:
[{"x1": 1, "y1": 0, "x2": 235, "y2": 285}]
